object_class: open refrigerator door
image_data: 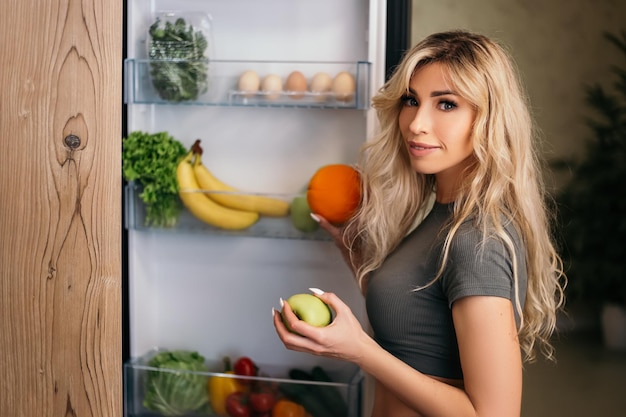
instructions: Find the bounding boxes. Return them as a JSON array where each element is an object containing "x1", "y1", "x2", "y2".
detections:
[{"x1": 123, "y1": 1, "x2": 388, "y2": 416}]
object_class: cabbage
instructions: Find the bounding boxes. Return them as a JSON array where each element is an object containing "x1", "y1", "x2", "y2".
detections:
[{"x1": 143, "y1": 350, "x2": 210, "y2": 416}]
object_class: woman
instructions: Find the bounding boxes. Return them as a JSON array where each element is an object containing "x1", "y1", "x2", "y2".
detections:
[{"x1": 272, "y1": 30, "x2": 565, "y2": 417}]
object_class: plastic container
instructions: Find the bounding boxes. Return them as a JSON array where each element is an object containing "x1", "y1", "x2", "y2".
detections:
[
  {"x1": 145, "y1": 11, "x2": 214, "y2": 102},
  {"x1": 124, "y1": 349, "x2": 363, "y2": 417}
]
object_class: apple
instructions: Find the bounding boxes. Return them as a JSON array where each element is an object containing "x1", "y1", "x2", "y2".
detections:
[
  {"x1": 282, "y1": 293, "x2": 332, "y2": 332},
  {"x1": 290, "y1": 195, "x2": 319, "y2": 233}
]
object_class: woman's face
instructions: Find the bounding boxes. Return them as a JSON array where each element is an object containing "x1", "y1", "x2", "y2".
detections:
[{"x1": 398, "y1": 62, "x2": 476, "y2": 198}]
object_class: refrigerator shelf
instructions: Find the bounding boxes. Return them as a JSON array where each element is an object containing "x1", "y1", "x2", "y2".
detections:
[
  {"x1": 124, "y1": 59, "x2": 371, "y2": 109},
  {"x1": 124, "y1": 349, "x2": 363, "y2": 417},
  {"x1": 125, "y1": 182, "x2": 331, "y2": 240}
]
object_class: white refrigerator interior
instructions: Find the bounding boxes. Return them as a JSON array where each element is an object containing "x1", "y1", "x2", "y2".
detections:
[{"x1": 126, "y1": 0, "x2": 386, "y2": 380}]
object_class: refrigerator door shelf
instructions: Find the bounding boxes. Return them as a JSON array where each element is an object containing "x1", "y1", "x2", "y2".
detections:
[
  {"x1": 124, "y1": 59, "x2": 371, "y2": 110},
  {"x1": 125, "y1": 182, "x2": 331, "y2": 241},
  {"x1": 124, "y1": 348, "x2": 363, "y2": 417}
]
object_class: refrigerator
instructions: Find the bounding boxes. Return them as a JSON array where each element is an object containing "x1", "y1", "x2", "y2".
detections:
[{"x1": 122, "y1": 1, "x2": 411, "y2": 416}]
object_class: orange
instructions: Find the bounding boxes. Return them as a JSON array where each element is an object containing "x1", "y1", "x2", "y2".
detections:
[{"x1": 306, "y1": 164, "x2": 361, "y2": 225}]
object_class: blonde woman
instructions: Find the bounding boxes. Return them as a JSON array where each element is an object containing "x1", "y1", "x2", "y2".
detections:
[{"x1": 273, "y1": 30, "x2": 565, "y2": 417}]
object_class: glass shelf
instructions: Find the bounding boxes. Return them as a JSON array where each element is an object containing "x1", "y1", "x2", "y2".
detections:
[
  {"x1": 124, "y1": 59, "x2": 371, "y2": 109},
  {"x1": 124, "y1": 349, "x2": 363, "y2": 417},
  {"x1": 124, "y1": 182, "x2": 331, "y2": 241}
]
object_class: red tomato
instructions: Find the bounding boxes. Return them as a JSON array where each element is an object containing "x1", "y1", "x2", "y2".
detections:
[
  {"x1": 226, "y1": 391, "x2": 251, "y2": 417},
  {"x1": 249, "y1": 389, "x2": 275, "y2": 413},
  {"x1": 234, "y1": 356, "x2": 258, "y2": 385}
]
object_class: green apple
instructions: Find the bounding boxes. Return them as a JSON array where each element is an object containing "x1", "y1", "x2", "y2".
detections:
[
  {"x1": 282, "y1": 293, "x2": 332, "y2": 332},
  {"x1": 290, "y1": 195, "x2": 319, "y2": 233}
]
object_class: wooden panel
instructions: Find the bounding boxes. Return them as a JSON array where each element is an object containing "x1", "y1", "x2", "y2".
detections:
[{"x1": 0, "y1": 0, "x2": 122, "y2": 416}]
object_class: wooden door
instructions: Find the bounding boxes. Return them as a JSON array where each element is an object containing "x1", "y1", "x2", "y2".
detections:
[{"x1": 0, "y1": 0, "x2": 123, "y2": 416}]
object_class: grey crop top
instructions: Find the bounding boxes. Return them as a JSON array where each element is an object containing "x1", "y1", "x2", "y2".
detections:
[{"x1": 365, "y1": 202, "x2": 527, "y2": 380}]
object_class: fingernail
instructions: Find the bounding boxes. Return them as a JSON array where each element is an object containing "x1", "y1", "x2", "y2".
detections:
[
  {"x1": 271, "y1": 307, "x2": 276, "y2": 317},
  {"x1": 279, "y1": 298, "x2": 284, "y2": 308},
  {"x1": 309, "y1": 287, "x2": 324, "y2": 295},
  {"x1": 310, "y1": 213, "x2": 320, "y2": 222}
]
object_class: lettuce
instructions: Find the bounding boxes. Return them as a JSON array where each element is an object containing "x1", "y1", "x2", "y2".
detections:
[
  {"x1": 122, "y1": 131, "x2": 187, "y2": 227},
  {"x1": 143, "y1": 350, "x2": 210, "y2": 416}
]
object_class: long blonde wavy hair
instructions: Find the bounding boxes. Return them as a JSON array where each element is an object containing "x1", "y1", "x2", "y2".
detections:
[{"x1": 344, "y1": 30, "x2": 566, "y2": 362}]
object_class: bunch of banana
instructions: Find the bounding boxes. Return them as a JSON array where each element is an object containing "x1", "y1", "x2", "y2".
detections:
[
  {"x1": 176, "y1": 140, "x2": 291, "y2": 230},
  {"x1": 177, "y1": 151, "x2": 260, "y2": 230},
  {"x1": 193, "y1": 153, "x2": 290, "y2": 217}
]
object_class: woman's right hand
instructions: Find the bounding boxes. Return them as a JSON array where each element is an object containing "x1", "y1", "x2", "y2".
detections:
[{"x1": 272, "y1": 289, "x2": 372, "y2": 364}]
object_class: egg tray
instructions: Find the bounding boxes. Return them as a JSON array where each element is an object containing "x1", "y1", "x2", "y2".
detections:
[{"x1": 124, "y1": 59, "x2": 371, "y2": 109}]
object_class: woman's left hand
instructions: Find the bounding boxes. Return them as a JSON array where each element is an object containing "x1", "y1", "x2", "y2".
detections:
[{"x1": 272, "y1": 289, "x2": 370, "y2": 364}]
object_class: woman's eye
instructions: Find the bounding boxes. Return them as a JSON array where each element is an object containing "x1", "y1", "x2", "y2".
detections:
[
  {"x1": 401, "y1": 95, "x2": 418, "y2": 107},
  {"x1": 438, "y1": 100, "x2": 457, "y2": 111}
]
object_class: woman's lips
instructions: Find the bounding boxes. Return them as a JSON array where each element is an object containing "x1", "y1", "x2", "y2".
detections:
[{"x1": 408, "y1": 141, "x2": 439, "y2": 157}]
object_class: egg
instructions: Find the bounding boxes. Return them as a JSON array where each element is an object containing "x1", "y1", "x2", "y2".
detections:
[
  {"x1": 238, "y1": 70, "x2": 260, "y2": 97},
  {"x1": 332, "y1": 71, "x2": 356, "y2": 102},
  {"x1": 261, "y1": 74, "x2": 283, "y2": 100},
  {"x1": 285, "y1": 71, "x2": 308, "y2": 99},
  {"x1": 309, "y1": 72, "x2": 332, "y2": 102}
]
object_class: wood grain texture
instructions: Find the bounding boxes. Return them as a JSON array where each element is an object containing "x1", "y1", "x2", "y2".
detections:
[{"x1": 0, "y1": 0, "x2": 123, "y2": 416}]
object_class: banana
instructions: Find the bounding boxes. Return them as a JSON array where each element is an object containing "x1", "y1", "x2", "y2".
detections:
[
  {"x1": 177, "y1": 151, "x2": 259, "y2": 230},
  {"x1": 193, "y1": 153, "x2": 290, "y2": 217}
]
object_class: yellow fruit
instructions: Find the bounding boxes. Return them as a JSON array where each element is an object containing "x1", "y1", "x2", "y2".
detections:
[
  {"x1": 193, "y1": 153, "x2": 290, "y2": 217},
  {"x1": 177, "y1": 152, "x2": 259, "y2": 230}
]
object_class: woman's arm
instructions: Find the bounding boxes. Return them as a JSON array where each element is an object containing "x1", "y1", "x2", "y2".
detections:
[
  {"x1": 273, "y1": 291, "x2": 521, "y2": 417},
  {"x1": 451, "y1": 296, "x2": 523, "y2": 416}
]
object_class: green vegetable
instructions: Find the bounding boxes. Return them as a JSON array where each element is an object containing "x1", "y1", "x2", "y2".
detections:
[
  {"x1": 278, "y1": 381, "x2": 335, "y2": 417},
  {"x1": 287, "y1": 367, "x2": 348, "y2": 417},
  {"x1": 311, "y1": 366, "x2": 349, "y2": 417},
  {"x1": 143, "y1": 350, "x2": 211, "y2": 416},
  {"x1": 122, "y1": 130, "x2": 187, "y2": 227},
  {"x1": 148, "y1": 17, "x2": 209, "y2": 102}
]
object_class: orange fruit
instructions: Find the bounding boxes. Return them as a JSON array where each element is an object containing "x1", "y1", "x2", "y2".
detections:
[{"x1": 306, "y1": 164, "x2": 361, "y2": 225}]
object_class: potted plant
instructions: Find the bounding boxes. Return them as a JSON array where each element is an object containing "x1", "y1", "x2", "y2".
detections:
[{"x1": 555, "y1": 30, "x2": 626, "y2": 350}]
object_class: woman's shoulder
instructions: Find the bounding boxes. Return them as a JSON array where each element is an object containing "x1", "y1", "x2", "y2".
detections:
[{"x1": 453, "y1": 212, "x2": 524, "y2": 253}]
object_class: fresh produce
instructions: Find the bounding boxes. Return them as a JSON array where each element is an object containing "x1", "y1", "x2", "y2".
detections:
[
  {"x1": 122, "y1": 130, "x2": 188, "y2": 227},
  {"x1": 233, "y1": 356, "x2": 258, "y2": 385},
  {"x1": 226, "y1": 391, "x2": 251, "y2": 417},
  {"x1": 310, "y1": 366, "x2": 348, "y2": 417},
  {"x1": 249, "y1": 386, "x2": 276, "y2": 413},
  {"x1": 191, "y1": 140, "x2": 290, "y2": 217},
  {"x1": 285, "y1": 366, "x2": 347, "y2": 417},
  {"x1": 177, "y1": 149, "x2": 260, "y2": 230},
  {"x1": 287, "y1": 368, "x2": 346, "y2": 417},
  {"x1": 142, "y1": 350, "x2": 210, "y2": 416},
  {"x1": 148, "y1": 16, "x2": 209, "y2": 102},
  {"x1": 289, "y1": 196, "x2": 319, "y2": 233},
  {"x1": 306, "y1": 164, "x2": 361, "y2": 225},
  {"x1": 282, "y1": 293, "x2": 332, "y2": 332},
  {"x1": 277, "y1": 382, "x2": 333, "y2": 417},
  {"x1": 209, "y1": 357, "x2": 248, "y2": 416},
  {"x1": 271, "y1": 399, "x2": 306, "y2": 417}
]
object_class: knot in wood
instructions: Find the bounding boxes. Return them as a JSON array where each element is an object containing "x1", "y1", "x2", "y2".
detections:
[{"x1": 64, "y1": 134, "x2": 81, "y2": 149}]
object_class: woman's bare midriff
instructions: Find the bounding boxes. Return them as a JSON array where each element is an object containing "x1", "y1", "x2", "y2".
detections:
[{"x1": 370, "y1": 375, "x2": 464, "y2": 417}]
